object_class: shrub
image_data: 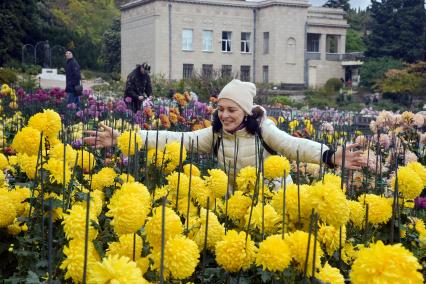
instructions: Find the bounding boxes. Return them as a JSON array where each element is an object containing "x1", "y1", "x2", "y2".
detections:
[
  {"x1": 0, "y1": 68, "x2": 18, "y2": 84},
  {"x1": 324, "y1": 78, "x2": 343, "y2": 92},
  {"x1": 360, "y1": 57, "x2": 404, "y2": 90}
]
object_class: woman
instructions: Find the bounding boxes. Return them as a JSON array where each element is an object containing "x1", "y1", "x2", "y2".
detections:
[{"x1": 84, "y1": 79, "x2": 366, "y2": 181}]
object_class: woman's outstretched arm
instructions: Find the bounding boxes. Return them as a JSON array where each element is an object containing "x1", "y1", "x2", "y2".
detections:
[
  {"x1": 261, "y1": 119, "x2": 366, "y2": 170},
  {"x1": 84, "y1": 123, "x2": 214, "y2": 154}
]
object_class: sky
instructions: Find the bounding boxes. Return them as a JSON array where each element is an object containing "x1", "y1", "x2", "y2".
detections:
[{"x1": 309, "y1": 0, "x2": 371, "y2": 10}]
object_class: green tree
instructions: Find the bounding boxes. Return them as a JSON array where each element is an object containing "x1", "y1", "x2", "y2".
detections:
[
  {"x1": 366, "y1": 0, "x2": 425, "y2": 62},
  {"x1": 100, "y1": 18, "x2": 121, "y2": 73},
  {"x1": 346, "y1": 29, "x2": 367, "y2": 52},
  {"x1": 359, "y1": 57, "x2": 404, "y2": 89},
  {"x1": 0, "y1": 0, "x2": 41, "y2": 65},
  {"x1": 323, "y1": 0, "x2": 350, "y2": 12}
]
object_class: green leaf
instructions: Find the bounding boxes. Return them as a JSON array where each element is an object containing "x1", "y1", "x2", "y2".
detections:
[{"x1": 25, "y1": 271, "x2": 41, "y2": 284}]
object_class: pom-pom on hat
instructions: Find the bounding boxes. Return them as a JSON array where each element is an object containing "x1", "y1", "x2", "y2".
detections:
[{"x1": 218, "y1": 79, "x2": 256, "y2": 115}]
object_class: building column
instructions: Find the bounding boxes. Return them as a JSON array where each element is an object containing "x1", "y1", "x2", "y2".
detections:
[
  {"x1": 340, "y1": 34, "x2": 346, "y2": 54},
  {"x1": 320, "y1": 33, "x2": 326, "y2": 60}
]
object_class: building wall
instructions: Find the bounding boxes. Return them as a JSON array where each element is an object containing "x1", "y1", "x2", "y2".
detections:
[
  {"x1": 170, "y1": 2, "x2": 254, "y2": 80},
  {"x1": 121, "y1": 2, "x2": 158, "y2": 79},
  {"x1": 121, "y1": 0, "x2": 348, "y2": 86}
]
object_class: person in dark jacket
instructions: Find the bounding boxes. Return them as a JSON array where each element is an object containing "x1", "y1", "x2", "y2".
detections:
[
  {"x1": 65, "y1": 50, "x2": 81, "y2": 107},
  {"x1": 124, "y1": 63, "x2": 153, "y2": 112}
]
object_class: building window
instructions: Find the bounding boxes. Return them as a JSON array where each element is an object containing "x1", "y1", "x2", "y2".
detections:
[
  {"x1": 241, "y1": 32, "x2": 251, "y2": 53},
  {"x1": 307, "y1": 33, "x2": 320, "y2": 52},
  {"x1": 182, "y1": 29, "x2": 193, "y2": 50},
  {"x1": 222, "y1": 31, "x2": 232, "y2": 52},
  {"x1": 240, "y1": 65, "x2": 250, "y2": 81},
  {"x1": 202, "y1": 30, "x2": 213, "y2": 52},
  {"x1": 326, "y1": 35, "x2": 339, "y2": 53},
  {"x1": 221, "y1": 65, "x2": 232, "y2": 78},
  {"x1": 263, "y1": 32, "x2": 269, "y2": 54},
  {"x1": 286, "y1": 37, "x2": 296, "y2": 64},
  {"x1": 183, "y1": 64, "x2": 194, "y2": 79},
  {"x1": 262, "y1": 65, "x2": 269, "y2": 83},
  {"x1": 202, "y1": 64, "x2": 213, "y2": 78}
]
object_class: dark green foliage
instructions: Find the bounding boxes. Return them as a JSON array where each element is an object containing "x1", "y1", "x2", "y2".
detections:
[
  {"x1": 0, "y1": 68, "x2": 18, "y2": 84},
  {"x1": 359, "y1": 57, "x2": 404, "y2": 89},
  {"x1": 323, "y1": 0, "x2": 350, "y2": 12},
  {"x1": 366, "y1": 0, "x2": 426, "y2": 62},
  {"x1": 0, "y1": 0, "x2": 120, "y2": 70},
  {"x1": 324, "y1": 77, "x2": 343, "y2": 92},
  {"x1": 346, "y1": 29, "x2": 367, "y2": 52},
  {"x1": 100, "y1": 18, "x2": 121, "y2": 73}
]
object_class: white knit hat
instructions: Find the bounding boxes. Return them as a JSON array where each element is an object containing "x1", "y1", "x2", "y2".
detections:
[{"x1": 218, "y1": 79, "x2": 256, "y2": 114}]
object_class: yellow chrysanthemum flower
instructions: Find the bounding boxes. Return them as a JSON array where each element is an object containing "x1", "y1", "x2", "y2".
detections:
[
  {"x1": 163, "y1": 141, "x2": 187, "y2": 173},
  {"x1": 415, "y1": 219, "x2": 426, "y2": 236},
  {"x1": 163, "y1": 236, "x2": 199, "y2": 279},
  {"x1": 88, "y1": 255, "x2": 147, "y2": 284},
  {"x1": 44, "y1": 158, "x2": 72, "y2": 185},
  {"x1": 1, "y1": 84, "x2": 12, "y2": 95},
  {"x1": 7, "y1": 218, "x2": 26, "y2": 235},
  {"x1": 146, "y1": 148, "x2": 165, "y2": 168},
  {"x1": 308, "y1": 181, "x2": 349, "y2": 227},
  {"x1": 390, "y1": 166, "x2": 423, "y2": 199},
  {"x1": 145, "y1": 207, "x2": 183, "y2": 249},
  {"x1": 7, "y1": 186, "x2": 30, "y2": 216},
  {"x1": 350, "y1": 241, "x2": 423, "y2": 284},
  {"x1": 91, "y1": 167, "x2": 117, "y2": 191},
  {"x1": 77, "y1": 150, "x2": 96, "y2": 173},
  {"x1": 347, "y1": 200, "x2": 365, "y2": 229},
  {"x1": 8, "y1": 155, "x2": 17, "y2": 167},
  {"x1": 286, "y1": 230, "x2": 323, "y2": 276},
  {"x1": 183, "y1": 163, "x2": 200, "y2": 177},
  {"x1": 189, "y1": 175, "x2": 213, "y2": 208},
  {"x1": 271, "y1": 184, "x2": 311, "y2": 227},
  {"x1": 117, "y1": 173, "x2": 135, "y2": 183},
  {"x1": 188, "y1": 209, "x2": 224, "y2": 251},
  {"x1": 204, "y1": 169, "x2": 228, "y2": 198},
  {"x1": 318, "y1": 224, "x2": 346, "y2": 256},
  {"x1": 107, "y1": 182, "x2": 151, "y2": 235},
  {"x1": 227, "y1": 191, "x2": 252, "y2": 224},
  {"x1": 106, "y1": 234, "x2": 143, "y2": 260},
  {"x1": 49, "y1": 143, "x2": 77, "y2": 168},
  {"x1": 17, "y1": 153, "x2": 38, "y2": 179},
  {"x1": 406, "y1": 162, "x2": 426, "y2": 186},
  {"x1": 245, "y1": 203, "x2": 280, "y2": 234},
  {"x1": 28, "y1": 109, "x2": 62, "y2": 138},
  {"x1": 165, "y1": 171, "x2": 190, "y2": 200},
  {"x1": 60, "y1": 239, "x2": 100, "y2": 283},
  {"x1": 117, "y1": 130, "x2": 142, "y2": 156},
  {"x1": 62, "y1": 205, "x2": 98, "y2": 241},
  {"x1": 0, "y1": 191, "x2": 17, "y2": 228},
  {"x1": 0, "y1": 153, "x2": 9, "y2": 170},
  {"x1": 317, "y1": 262, "x2": 345, "y2": 284},
  {"x1": 264, "y1": 155, "x2": 290, "y2": 180},
  {"x1": 256, "y1": 235, "x2": 291, "y2": 272},
  {"x1": 341, "y1": 242, "x2": 359, "y2": 265},
  {"x1": 136, "y1": 257, "x2": 149, "y2": 276},
  {"x1": 215, "y1": 230, "x2": 257, "y2": 272},
  {"x1": 236, "y1": 166, "x2": 259, "y2": 193},
  {"x1": 358, "y1": 194, "x2": 392, "y2": 225},
  {"x1": 11, "y1": 127, "x2": 44, "y2": 156}
]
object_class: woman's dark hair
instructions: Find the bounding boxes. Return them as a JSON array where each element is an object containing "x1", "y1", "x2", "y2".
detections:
[{"x1": 212, "y1": 109, "x2": 260, "y2": 135}]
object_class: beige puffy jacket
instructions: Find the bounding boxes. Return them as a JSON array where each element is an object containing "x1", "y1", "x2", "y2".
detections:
[{"x1": 139, "y1": 106, "x2": 329, "y2": 181}]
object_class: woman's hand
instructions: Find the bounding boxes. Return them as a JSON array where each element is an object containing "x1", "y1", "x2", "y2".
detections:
[
  {"x1": 83, "y1": 123, "x2": 120, "y2": 148},
  {"x1": 333, "y1": 143, "x2": 367, "y2": 170}
]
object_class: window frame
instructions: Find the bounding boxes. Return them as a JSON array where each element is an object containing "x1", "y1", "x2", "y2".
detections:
[{"x1": 182, "y1": 29, "x2": 193, "y2": 51}]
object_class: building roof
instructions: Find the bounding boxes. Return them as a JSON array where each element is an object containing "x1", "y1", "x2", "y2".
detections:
[{"x1": 121, "y1": 0, "x2": 310, "y2": 10}]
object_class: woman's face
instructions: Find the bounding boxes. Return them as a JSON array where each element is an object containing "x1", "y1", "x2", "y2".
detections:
[{"x1": 218, "y1": 98, "x2": 245, "y2": 132}]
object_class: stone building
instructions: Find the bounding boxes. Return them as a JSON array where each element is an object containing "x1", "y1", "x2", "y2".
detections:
[{"x1": 121, "y1": 0, "x2": 358, "y2": 87}]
